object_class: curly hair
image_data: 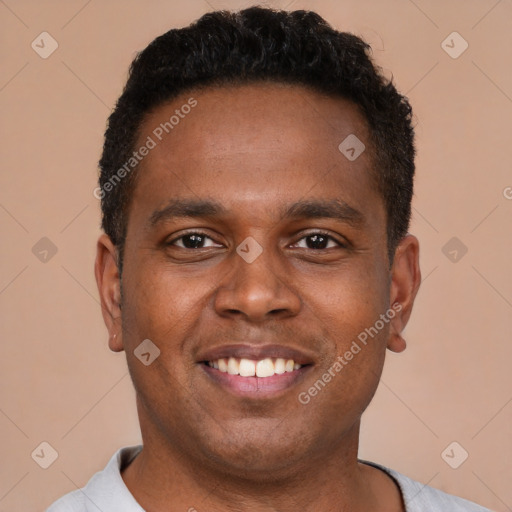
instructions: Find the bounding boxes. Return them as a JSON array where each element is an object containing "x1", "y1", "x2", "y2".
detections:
[{"x1": 99, "y1": 6, "x2": 415, "y2": 271}]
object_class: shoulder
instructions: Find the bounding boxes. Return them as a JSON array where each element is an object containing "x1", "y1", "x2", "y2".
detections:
[
  {"x1": 46, "y1": 490, "x2": 86, "y2": 512},
  {"x1": 392, "y1": 470, "x2": 492, "y2": 511},
  {"x1": 362, "y1": 461, "x2": 492, "y2": 512},
  {"x1": 46, "y1": 445, "x2": 144, "y2": 512}
]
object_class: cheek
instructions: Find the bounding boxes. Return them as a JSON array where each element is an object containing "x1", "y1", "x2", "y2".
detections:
[
  {"x1": 304, "y1": 261, "x2": 389, "y2": 394},
  {"x1": 308, "y1": 258, "x2": 389, "y2": 338},
  {"x1": 119, "y1": 267, "x2": 201, "y2": 414},
  {"x1": 119, "y1": 261, "x2": 217, "y2": 400},
  {"x1": 121, "y1": 260, "x2": 211, "y2": 345}
]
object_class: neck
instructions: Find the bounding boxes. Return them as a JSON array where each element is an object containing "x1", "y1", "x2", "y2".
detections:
[{"x1": 121, "y1": 418, "x2": 404, "y2": 512}]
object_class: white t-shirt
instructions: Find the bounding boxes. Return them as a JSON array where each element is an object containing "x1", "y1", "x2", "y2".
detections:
[{"x1": 46, "y1": 445, "x2": 491, "y2": 511}]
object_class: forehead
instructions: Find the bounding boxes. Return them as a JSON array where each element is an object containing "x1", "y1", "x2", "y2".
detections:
[
  {"x1": 139, "y1": 82, "x2": 370, "y2": 160},
  {"x1": 130, "y1": 83, "x2": 382, "y2": 223}
]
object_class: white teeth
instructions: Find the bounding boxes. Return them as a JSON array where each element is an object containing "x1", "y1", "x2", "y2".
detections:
[
  {"x1": 256, "y1": 358, "x2": 274, "y2": 378},
  {"x1": 274, "y1": 358, "x2": 286, "y2": 374},
  {"x1": 227, "y1": 357, "x2": 239, "y2": 375},
  {"x1": 239, "y1": 358, "x2": 256, "y2": 377},
  {"x1": 207, "y1": 357, "x2": 303, "y2": 377},
  {"x1": 218, "y1": 358, "x2": 228, "y2": 372}
]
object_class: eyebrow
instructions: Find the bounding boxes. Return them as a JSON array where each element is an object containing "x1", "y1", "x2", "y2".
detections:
[
  {"x1": 148, "y1": 199, "x2": 227, "y2": 228},
  {"x1": 147, "y1": 198, "x2": 364, "y2": 229},
  {"x1": 281, "y1": 199, "x2": 364, "y2": 227}
]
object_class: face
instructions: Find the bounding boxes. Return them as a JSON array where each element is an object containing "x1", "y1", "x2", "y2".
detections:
[{"x1": 96, "y1": 83, "x2": 420, "y2": 480}]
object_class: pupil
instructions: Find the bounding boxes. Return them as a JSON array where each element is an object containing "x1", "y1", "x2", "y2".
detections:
[
  {"x1": 183, "y1": 234, "x2": 204, "y2": 248},
  {"x1": 307, "y1": 234, "x2": 327, "y2": 249}
]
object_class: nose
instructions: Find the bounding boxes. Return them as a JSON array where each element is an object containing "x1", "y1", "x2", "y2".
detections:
[{"x1": 214, "y1": 244, "x2": 301, "y2": 322}]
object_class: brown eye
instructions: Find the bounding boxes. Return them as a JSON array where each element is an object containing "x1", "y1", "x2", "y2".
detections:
[
  {"x1": 170, "y1": 233, "x2": 222, "y2": 249},
  {"x1": 293, "y1": 233, "x2": 341, "y2": 250}
]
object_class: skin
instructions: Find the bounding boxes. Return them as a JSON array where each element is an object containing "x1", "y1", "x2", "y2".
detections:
[{"x1": 95, "y1": 82, "x2": 421, "y2": 512}]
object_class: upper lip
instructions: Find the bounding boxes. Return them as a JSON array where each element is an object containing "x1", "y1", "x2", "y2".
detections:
[{"x1": 197, "y1": 344, "x2": 315, "y2": 366}]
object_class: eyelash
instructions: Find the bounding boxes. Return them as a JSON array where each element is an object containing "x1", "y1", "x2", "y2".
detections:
[{"x1": 167, "y1": 230, "x2": 346, "y2": 249}]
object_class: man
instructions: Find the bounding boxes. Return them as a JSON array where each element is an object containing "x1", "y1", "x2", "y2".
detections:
[{"x1": 48, "y1": 7, "x2": 490, "y2": 512}]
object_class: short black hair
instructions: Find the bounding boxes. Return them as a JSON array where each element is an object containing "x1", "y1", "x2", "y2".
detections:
[{"x1": 99, "y1": 6, "x2": 415, "y2": 272}]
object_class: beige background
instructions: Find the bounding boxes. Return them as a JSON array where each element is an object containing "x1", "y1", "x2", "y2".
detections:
[{"x1": 1, "y1": 0, "x2": 511, "y2": 510}]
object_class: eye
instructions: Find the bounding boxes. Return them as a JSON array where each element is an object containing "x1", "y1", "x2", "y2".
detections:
[
  {"x1": 169, "y1": 232, "x2": 222, "y2": 249},
  {"x1": 292, "y1": 232, "x2": 343, "y2": 250}
]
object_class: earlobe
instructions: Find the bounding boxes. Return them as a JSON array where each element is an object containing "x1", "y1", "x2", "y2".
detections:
[
  {"x1": 387, "y1": 328, "x2": 407, "y2": 353},
  {"x1": 387, "y1": 235, "x2": 421, "y2": 353},
  {"x1": 94, "y1": 234, "x2": 124, "y2": 352},
  {"x1": 109, "y1": 332, "x2": 123, "y2": 352}
]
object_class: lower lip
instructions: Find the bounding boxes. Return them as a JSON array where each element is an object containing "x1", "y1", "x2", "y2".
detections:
[{"x1": 201, "y1": 364, "x2": 311, "y2": 396}]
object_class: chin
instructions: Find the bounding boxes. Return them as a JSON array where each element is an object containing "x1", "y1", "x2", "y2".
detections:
[
  {"x1": 194, "y1": 421, "x2": 314, "y2": 480},
  {"x1": 209, "y1": 447, "x2": 304, "y2": 482}
]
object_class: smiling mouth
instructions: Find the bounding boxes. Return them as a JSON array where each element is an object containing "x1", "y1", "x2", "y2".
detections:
[
  {"x1": 204, "y1": 357, "x2": 304, "y2": 378},
  {"x1": 198, "y1": 344, "x2": 314, "y2": 395}
]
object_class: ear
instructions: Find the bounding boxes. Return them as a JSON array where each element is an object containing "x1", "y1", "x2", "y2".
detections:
[
  {"x1": 387, "y1": 234, "x2": 421, "y2": 353},
  {"x1": 94, "y1": 234, "x2": 124, "y2": 352}
]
